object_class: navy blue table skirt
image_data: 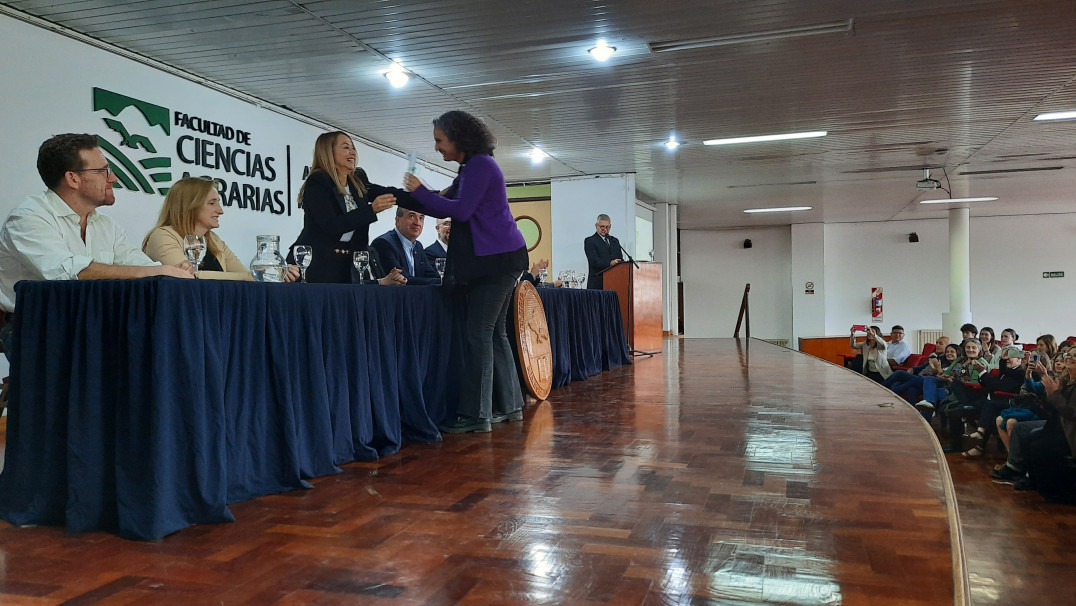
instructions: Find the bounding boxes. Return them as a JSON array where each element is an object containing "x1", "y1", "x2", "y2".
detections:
[{"x1": 0, "y1": 278, "x2": 628, "y2": 539}]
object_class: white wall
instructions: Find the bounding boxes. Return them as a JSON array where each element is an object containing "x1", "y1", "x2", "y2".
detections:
[
  {"x1": 681, "y1": 226, "x2": 792, "y2": 339},
  {"x1": 821, "y1": 219, "x2": 951, "y2": 344},
  {"x1": 550, "y1": 174, "x2": 636, "y2": 279},
  {"x1": 969, "y1": 214, "x2": 1076, "y2": 342},
  {"x1": 682, "y1": 214, "x2": 1076, "y2": 348}
]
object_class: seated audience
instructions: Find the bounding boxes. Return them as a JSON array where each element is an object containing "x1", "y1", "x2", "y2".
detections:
[
  {"x1": 978, "y1": 326, "x2": 1001, "y2": 363},
  {"x1": 884, "y1": 338, "x2": 956, "y2": 403},
  {"x1": 886, "y1": 325, "x2": 912, "y2": 366},
  {"x1": 143, "y1": 177, "x2": 298, "y2": 281},
  {"x1": 0, "y1": 133, "x2": 191, "y2": 359},
  {"x1": 959, "y1": 345, "x2": 1026, "y2": 457}
]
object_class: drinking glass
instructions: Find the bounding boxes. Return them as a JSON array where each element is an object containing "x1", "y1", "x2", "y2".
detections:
[
  {"x1": 537, "y1": 267, "x2": 548, "y2": 286},
  {"x1": 294, "y1": 245, "x2": 312, "y2": 283},
  {"x1": 353, "y1": 250, "x2": 371, "y2": 282},
  {"x1": 577, "y1": 272, "x2": 586, "y2": 288},
  {"x1": 183, "y1": 234, "x2": 206, "y2": 278},
  {"x1": 435, "y1": 257, "x2": 446, "y2": 284}
]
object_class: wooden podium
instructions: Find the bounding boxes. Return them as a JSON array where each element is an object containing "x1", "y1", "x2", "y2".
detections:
[{"x1": 601, "y1": 261, "x2": 663, "y2": 353}]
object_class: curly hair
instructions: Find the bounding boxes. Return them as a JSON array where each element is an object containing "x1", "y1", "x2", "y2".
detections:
[
  {"x1": 37, "y1": 133, "x2": 99, "y2": 190},
  {"x1": 432, "y1": 111, "x2": 496, "y2": 158}
]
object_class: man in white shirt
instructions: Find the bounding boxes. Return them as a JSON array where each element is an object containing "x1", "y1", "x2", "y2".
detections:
[
  {"x1": 0, "y1": 133, "x2": 192, "y2": 356},
  {"x1": 886, "y1": 325, "x2": 912, "y2": 366}
]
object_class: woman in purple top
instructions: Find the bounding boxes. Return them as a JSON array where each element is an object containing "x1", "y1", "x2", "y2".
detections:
[{"x1": 404, "y1": 110, "x2": 529, "y2": 433}]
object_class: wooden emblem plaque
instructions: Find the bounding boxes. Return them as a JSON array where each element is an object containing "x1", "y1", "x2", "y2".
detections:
[{"x1": 513, "y1": 281, "x2": 553, "y2": 400}]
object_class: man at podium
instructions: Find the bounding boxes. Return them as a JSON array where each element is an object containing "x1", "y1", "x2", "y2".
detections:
[{"x1": 584, "y1": 213, "x2": 624, "y2": 289}]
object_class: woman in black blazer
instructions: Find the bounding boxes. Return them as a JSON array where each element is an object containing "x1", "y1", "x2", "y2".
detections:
[{"x1": 288, "y1": 131, "x2": 402, "y2": 283}]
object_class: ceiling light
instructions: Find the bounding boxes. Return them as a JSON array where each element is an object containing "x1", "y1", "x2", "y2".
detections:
[
  {"x1": 705, "y1": 131, "x2": 827, "y2": 146},
  {"x1": 743, "y1": 206, "x2": 813, "y2": 213},
  {"x1": 588, "y1": 39, "x2": 616, "y2": 61},
  {"x1": 919, "y1": 197, "x2": 998, "y2": 204},
  {"x1": 649, "y1": 19, "x2": 853, "y2": 53},
  {"x1": 1033, "y1": 110, "x2": 1076, "y2": 122},
  {"x1": 528, "y1": 148, "x2": 548, "y2": 163},
  {"x1": 383, "y1": 62, "x2": 409, "y2": 88},
  {"x1": 665, "y1": 136, "x2": 680, "y2": 150}
]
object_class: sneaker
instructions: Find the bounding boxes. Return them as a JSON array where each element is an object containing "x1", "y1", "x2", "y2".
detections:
[
  {"x1": 491, "y1": 410, "x2": 524, "y2": 424},
  {"x1": 991, "y1": 465, "x2": 1024, "y2": 482},
  {"x1": 439, "y1": 416, "x2": 492, "y2": 434},
  {"x1": 1013, "y1": 477, "x2": 1036, "y2": 491},
  {"x1": 915, "y1": 400, "x2": 935, "y2": 411}
]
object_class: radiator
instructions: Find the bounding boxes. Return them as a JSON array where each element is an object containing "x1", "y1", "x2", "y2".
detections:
[{"x1": 917, "y1": 329, "x2": 944, "y2": 352}]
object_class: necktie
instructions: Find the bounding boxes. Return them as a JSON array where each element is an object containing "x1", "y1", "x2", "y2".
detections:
[{"x1": 408, "y1": 241, "x2": 420, "y2": 277}]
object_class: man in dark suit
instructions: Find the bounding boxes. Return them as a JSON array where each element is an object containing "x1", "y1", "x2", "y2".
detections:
[
  {"x1": 371, "y1": 207, "x2": 441, "y2": 285},
  {"x1": 425, "y1": 217, "x2": 450, "y2": 262},
  {"x1": 583, "y1": 213, "x2": 623, "y2": 289}
]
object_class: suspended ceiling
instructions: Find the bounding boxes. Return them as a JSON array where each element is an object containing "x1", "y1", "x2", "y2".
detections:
[{"x1": 4, "y1": 0, "x2": 1076, "y2": 228}]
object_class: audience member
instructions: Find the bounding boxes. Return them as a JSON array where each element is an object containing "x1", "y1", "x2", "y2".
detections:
[
  {"x1": 979, "y1": 327, "x2": 1001, "y2": 363},
  {"x1": 886, "y1": 325, "x2": 911, "y2": 366},
  {"x1": 960, "y1": 323, "x2": 978, "y2": 340},
  {"x1": 850, "y1": 325, "x2": 890, "y2": 383}
]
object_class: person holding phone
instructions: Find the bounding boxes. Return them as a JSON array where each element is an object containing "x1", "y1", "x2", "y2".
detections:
[{"x1": 850, "y1": 325, "x2": 891, "y2": 383}]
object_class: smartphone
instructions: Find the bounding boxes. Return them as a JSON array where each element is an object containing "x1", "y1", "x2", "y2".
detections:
[
  {"x1": 852, "y1": 324, "x2": 867, "y2": 332},
  {"x1": 1030, "y1": 353, "x2": 1040, "y2": 363}
]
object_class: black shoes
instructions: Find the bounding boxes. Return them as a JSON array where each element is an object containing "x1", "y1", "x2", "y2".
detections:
[
  {"x1": 991, "y1": 465, "x2": 1025, "y2": 484},
  {"x1": 491, "y1": 410, "x2": 524, "y2": 424},
  {"x1": 438, "y1": 416, "x2": 492, "y2": 434}
]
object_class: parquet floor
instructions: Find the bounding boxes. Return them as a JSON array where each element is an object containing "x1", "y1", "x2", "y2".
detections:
[{"x1": 0, "y1": 338, "x2": 1065, "y2": 604}]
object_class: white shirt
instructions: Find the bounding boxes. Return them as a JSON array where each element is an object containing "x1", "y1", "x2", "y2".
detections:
[
  {"x1": 0, "y1": 190, "x2": 157, "y2": 312},
  {"x1": 888, "y1": 339, "x2": 912, "y2": 364}
]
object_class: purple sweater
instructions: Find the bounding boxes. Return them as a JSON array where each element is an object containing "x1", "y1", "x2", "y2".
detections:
[{"x1": 411, "y1": 154, "x2": 525, "y2": 256}]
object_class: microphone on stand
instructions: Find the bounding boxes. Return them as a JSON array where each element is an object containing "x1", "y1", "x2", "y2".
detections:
[{"x1": 621, "y1": 248, "x2": 640, "y2": 269}]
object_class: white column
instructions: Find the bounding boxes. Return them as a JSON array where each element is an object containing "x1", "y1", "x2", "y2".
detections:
[
  {"x1": 654, "y1": 202, "x2": 679, "y2": 333},
  {"x1": 942, "y1": 205, "x2": 972, "y2": 338}
]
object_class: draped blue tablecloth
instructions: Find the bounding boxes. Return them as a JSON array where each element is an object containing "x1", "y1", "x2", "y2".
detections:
[{"x1": 0, "y1": 278, "x2": 628, "y2": 539}]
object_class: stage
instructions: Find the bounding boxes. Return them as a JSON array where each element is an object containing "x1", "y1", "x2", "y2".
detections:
[{"x1": 0, "y1": 338, "x2": 969, "y2": 604}]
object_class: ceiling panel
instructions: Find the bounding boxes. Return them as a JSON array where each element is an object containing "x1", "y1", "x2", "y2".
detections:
[{"x1": 5, "y1": 0, "x2": 1075, "y2": 228}]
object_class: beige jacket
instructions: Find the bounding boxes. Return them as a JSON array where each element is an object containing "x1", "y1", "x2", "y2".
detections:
[{"x1": 143, "y1": 226, "x2": 253, "y2": 281}]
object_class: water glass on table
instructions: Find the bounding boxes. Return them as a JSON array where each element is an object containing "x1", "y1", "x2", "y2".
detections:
[
  {"x1": 183, "y1": 234, "x2": 206, "y2": 277},
  {"x1": 293, "y1": 245, "x2": 312, "y2": 283},
  {"x1": 353, "y1": 250, "x2": 372, "y2": 282},
  {"x1": 435, "y1": 257, "x2": 446, "y2": 284}
]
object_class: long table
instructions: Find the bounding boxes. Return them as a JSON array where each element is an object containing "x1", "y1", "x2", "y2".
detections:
[{"x1": 0, "y1": 278, "x2": 628, "y2": 539}]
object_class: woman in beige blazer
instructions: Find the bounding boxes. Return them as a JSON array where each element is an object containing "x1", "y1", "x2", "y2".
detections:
[{"x1": 143, "y1": 177, "x2": 297, "y2": 281}]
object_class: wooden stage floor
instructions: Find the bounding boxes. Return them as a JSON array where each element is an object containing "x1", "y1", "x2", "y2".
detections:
[{"x1": 0, "y1": 338, "x2": 1070, "y2": 604}]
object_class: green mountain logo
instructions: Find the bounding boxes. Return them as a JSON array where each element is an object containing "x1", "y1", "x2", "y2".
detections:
[{"x1": 92, "y1": 87, "x2": 172, "y2": 195}]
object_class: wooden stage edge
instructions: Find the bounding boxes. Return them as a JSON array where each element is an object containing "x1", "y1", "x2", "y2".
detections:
[{"x1": 789, "y1": 340, "x2": 971, "y2": 606}]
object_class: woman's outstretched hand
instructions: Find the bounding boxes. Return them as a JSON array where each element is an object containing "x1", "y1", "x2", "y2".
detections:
[{"x1": 403, "y1": 173, "x2": 423, "y2": 192}]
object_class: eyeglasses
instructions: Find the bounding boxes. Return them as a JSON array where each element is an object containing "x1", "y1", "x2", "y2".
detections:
[{"x1": 71, "y1": 166, "x2": 113, "y2": 178}]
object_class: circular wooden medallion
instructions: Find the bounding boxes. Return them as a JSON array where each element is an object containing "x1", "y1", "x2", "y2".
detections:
[{"x1": 513, "y1": 281, "x2": 553, "y2": 400}]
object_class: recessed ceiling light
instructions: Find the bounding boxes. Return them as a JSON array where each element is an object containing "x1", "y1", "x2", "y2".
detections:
[
  {"x1": 919, "y1": 197, "x2": 998, "y2": 204},
  {"x1": 704, "y1": 131, "x2": 827, "y2": 145},
  {"x1": 665, "y1": 136, "x2": 680, "y2": 150},
  {"x1": 743, "y1": 206, "x2": 813, "y2": 213},
  {"x1": 1033, "y1": 110, "x2": 1076, "y2": 121},
  {"x1": 588, "y1": 39, "x2": 616, "y2": 61},
  {"x1": 528, "y1": 148, "x2": 548, "y2": 163},
  {"x1": 383, "y1": 61, "x2": 409, "y2": 88}
]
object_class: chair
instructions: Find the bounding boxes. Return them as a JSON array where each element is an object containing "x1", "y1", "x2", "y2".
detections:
[{"x1": 1022, "y1": 343, "x2": 1038, "y2": 351}]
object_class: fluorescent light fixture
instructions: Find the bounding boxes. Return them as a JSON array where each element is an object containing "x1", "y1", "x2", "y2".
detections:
[
  {"x1": 919, "y1": 197, "x2": 998, "y2": 204},
  {"x1": 704, "y1": 131, "x2": 827, "y2": 146},
  {"x1": 588, "y1": 39, "x2": 616, "y2": 61},
  {"x1": 665, "y1": 136, "x2": 680, "y2": 150},
  {"x1": 528, "y1": 148, "x2": 548, "y2": 163},
  {"x1": 743, "y1": 206, "x2": 813, "y2": 213},
  {"x1": 383, "y1": 61, "x2": 409, "y2": 88},
  {"x1": 649, "y1": 19, "x2": 853, "y2": 53},
  {"x1": 1033, "y1": 110, "x2": 1076, "y2": 121}
]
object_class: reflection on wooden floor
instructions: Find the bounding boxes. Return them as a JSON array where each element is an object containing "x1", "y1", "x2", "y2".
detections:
[{"x1": 1, "y1": 337, "x2": 1067, "y2": 604}]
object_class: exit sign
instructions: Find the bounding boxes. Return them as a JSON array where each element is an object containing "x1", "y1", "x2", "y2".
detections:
[{"x1": 1043, "y1": 271, "x2": 1065, "y2": 279}]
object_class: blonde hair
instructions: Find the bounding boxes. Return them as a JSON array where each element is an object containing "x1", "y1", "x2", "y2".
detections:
[
  {"x1": 143, "y1": 177, "x2": 222, "y2": 257},
  {"x1": 298, "y1": 131, "x2": 365, "y2": 208}
]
